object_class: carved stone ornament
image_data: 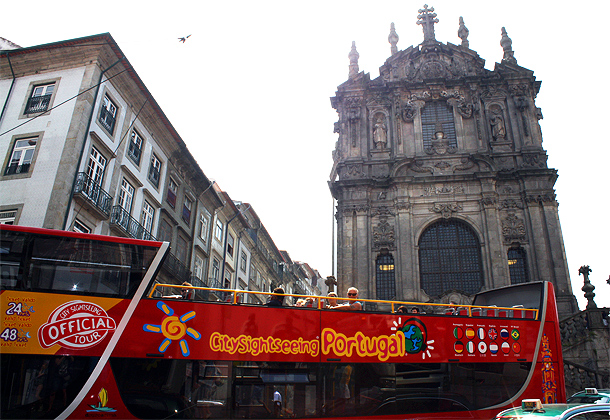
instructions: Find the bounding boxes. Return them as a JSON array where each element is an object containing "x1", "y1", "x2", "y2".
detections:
[
  {"x1": 401, "y1": 100, "x2": 416, "y2": 122},
  {"x1": 409, "y1": 160, "x2": 434, "y2": 174},
  {"x1": 422, "y1": 184, "x2": 465, "y2": 196},
  {"x1": 481, "y1": 85, "x2": 508, "y2": 98},
  {"x1": 525, "y1": 193, "x2": 557, "y2": 205},
  {"x1": 430, "y1": 202, "x2": 462, "y2": 218},
  {"x1": 373, "y1": 219, "x2": 396, "y2": 250},
  {"x1": 424, "y1": 133, "x2": 458, "y2": 155},
  {"x1": 500, "y1": 199, "x2": 524, "y2": 210},
  {"x1": 371, "y1": 206, "x2": 395, "y2": 217},
  {"x1": 453, "y1": 156, "x2": 475, "y2": 172},
  {"x1": 340, "y1": 204, "x2": 370, "y2": 215},
  {"x1": 343, "y1": 164, "x2": 365, "y2": 179},
  {"x1": 502, "y1": 212, "x2": 526, "y2": 242},
  {"x1": 441, "y1": 90, "x2": 473, "y2": 118},
  {"x1": 521, "y1": 153, "x2": 547, "y2": 168}
]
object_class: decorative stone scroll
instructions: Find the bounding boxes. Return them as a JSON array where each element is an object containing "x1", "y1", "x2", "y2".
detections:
[{"x1": 430, "y1": 202, "x2": 462, "y2": 218}]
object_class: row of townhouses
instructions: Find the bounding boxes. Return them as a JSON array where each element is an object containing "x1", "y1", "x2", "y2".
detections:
[{"x1": 0, "y1": 33, "x2": 324, "y2": 302}]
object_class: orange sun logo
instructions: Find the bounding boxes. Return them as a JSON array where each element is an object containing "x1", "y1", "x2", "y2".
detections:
[{"x1": 143, "y1": 301, "x2": 201, "y2": 356}]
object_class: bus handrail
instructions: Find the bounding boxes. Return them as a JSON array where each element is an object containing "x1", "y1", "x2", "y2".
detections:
[{"x1": 148, "y1": 283, "x2": 539, "y2": 319}]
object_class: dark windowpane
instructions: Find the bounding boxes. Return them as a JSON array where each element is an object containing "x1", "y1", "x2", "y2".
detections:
[
  {"x1": 376, "y1": 253, "x2": 396, "y2": 300},
  {"x1": 419, "y1": 220, "x2": 483, "y2": 297},
  {"x1": 421, "y1": 102, "x2": 457, "y2": 148},
  {"x1": 508, "y1": 247, "x2": 529, "y2": 284}
]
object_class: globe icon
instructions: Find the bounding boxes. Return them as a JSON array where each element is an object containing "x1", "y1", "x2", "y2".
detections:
[{"x1": 401, "y1": 319, "x2": 427, "y2": 354}]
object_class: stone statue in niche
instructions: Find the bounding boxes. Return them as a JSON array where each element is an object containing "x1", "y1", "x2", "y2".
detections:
[
  {"x1": 490, "y1": 105, "x2": 506, "y2": 141},
  {"x1": 373, "y1": 115, "x2": 388, "y2": 149}
]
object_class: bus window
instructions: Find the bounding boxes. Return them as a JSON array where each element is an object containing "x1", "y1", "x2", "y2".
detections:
[
  {"x1": 0, "y1": 229, "x2": 159, "y2": 297},
  {"x1": 0, "y1": 355, "x2": 96, "y2": 419},
  {"x1": 110, "y1": 358, "x2": 229, "y2": 419}
]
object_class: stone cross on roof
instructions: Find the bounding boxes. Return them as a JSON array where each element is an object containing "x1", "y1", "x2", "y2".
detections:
[{"x1": 417, "y1": 4, "x2": 438, "y2": 44}]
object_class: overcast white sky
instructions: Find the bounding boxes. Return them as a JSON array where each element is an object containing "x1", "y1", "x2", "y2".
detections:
[{"x1": 3, "y1": 1, "x2": 608, "y2": 309}]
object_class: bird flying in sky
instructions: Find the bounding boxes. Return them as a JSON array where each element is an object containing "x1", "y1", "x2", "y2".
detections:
[{"x1": 178, "y1": 35, "x2": 191, "y2": 43}]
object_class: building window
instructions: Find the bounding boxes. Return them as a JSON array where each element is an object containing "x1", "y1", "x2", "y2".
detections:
[
  {"x1": 166, "y1": 178, "x2": 177, "y2": 208},
  {"x1": 148, "y1": 153, "x2": 162, "y2": 188},
  {"x1": 159, "y1": 219, "x2": 172, "y2": 243},
  {"x1": 194, "y1": 255, "x2": 204, "y2": 280},
  {"x1": 240, "y1": 251, "x2": 247, "y2": 272},
  {"x1": 99, "y1": 94, "x2": 118, "y2": 134},
  {"x1": 141, "y1": 200, "x2": 155, "y2": 233},
  {"x1": 508, "y1": 247, "x2": 529, "y2": 284},
  {"x1": 0, "y1": 209, "x2": 17, "y2": 225},
  {"x1": 128, "y1": 129, "x2": 143, "y2": 165},
  {"x1": 73, "y1": 219, "x2": 91, "y2": 233},
  {"x1": 214, "y1": 219, "x2": 223, "y2": 242},
  {"x1": 376, "y1": 253, "x2": 396, "y2": 300},
  {"x1": 84, "y1": 146, "x2": 107, "y2": 197},
  {"x1": 421, "y1": 101, "x2": 457, "y2": 149},
  {"x1": 176, "y1": 236, "x2": 187, "y2": 264},
  {"x1": 118, "y1": 178, "x2": 135, "y2": 213},
  {"x1": 227, "y1": 234, "x2": 235, "y2": 257},
  {"x1": 212, "y1": 258, "x2": 220, "y2": 283},
  {"x1": 182, "y1": 197, "x2": 192, "y2": 224},
  {"x1": 418, "y1": 219, "x2": 483, "y2": 297},
  {"x1": 199, "y1": 213, "x2": 209, "y2": 243},
  {"x1": 25, "y1": 83, "x2": 55, "y2": 114},
  {"x1": 4, "y1": 137, "x2": 38, "y2": 175}
]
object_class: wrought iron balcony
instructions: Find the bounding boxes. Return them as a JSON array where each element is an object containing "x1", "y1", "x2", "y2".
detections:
[
  {"x1": 25, "y1": 94, "x2": 51, "y2": 114},
  {"x1": 159, "y1": 251, "x2": 191, "y2": 284},
  {"x1": 73, "y1": 172, "x2": 112, "y2": 217},
  {"x1": 110, "y1": 205, "x2": 155, "y2": 241},
  {"x1": 99, "y1": 107, "x2": 116, "y2": 134}
]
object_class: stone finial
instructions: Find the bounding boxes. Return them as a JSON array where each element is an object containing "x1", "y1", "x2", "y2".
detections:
[
  {"x1": 579, "y1": 265, "x2": 598, "y2": 309},
  {"x1": 500, "y1": 27, "x2": 517, "y2": 64},
  {"x1": 389, "y1": 22, "x2": 399, "y2": 55},
  {"x1": 417, "y1": 4, "x2": 439, "y2": 44},
  {"x1": 325, "y1": 275, "x2": 337, "y2": 293},
  {"x1": 458, "y1": 16, "x2": 469, "y2": 48},
  {"x1": 348, "y1": 41, "x2": 360, "y2": 79}
]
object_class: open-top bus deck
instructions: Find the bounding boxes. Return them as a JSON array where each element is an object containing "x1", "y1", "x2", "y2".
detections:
[{"x1": 1, "y1": 225, "x2": 565, "y2": 419}]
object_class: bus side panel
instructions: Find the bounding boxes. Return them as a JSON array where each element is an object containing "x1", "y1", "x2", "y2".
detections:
[
  {"x1": 1, "y1": 291, "x2": 129, "y2": 357},
  {"x1": 115, "y1": 300, "x2": 323, "y2": 362},
  {"x1": 67, "y1": 361, "x2": 137, "y2": 419}
]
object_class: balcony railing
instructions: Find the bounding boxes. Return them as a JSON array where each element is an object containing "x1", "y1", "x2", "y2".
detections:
[
  {"x1": 99, "y1": 107, "x2": 116, "y2": 134},
  {"x1": 73, "y1": 172, "x2": 112, "y2": 217},
  {"x1": 4, "y1": 163, "x2": 30, "y2": 176},
  {"x1": 110, "y1": 205, "x2": 155, "y2": 240},
  {"x1": 25, "y1": 94, "x2": 51, "y2": 114},
  {"x1": 160, "y1": 252, "x2": 191, "y2": 284}
]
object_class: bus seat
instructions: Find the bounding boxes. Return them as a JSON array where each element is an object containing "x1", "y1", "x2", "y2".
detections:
[
  {"x1": 471, "y1": 308, "x2": 482, "y2": 316},
  {"x1": 512, "y1": 305, "x2": 524, "y2": 318}
]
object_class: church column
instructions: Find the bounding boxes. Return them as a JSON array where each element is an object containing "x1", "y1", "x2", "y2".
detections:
[
  {"x1": 396, "y1": 200, "x2": 416, "y2": 301},
  {"x1": 479, "y1": 179, "x2": 506, "y2": 289}
]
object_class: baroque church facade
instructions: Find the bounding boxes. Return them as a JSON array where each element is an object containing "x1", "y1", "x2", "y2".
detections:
[{"x1": 329, "y1": 6, "x2": 578, "y2": 315}]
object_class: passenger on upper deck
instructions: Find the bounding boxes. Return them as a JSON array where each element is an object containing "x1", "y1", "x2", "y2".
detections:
[
  {"x1": 163, "y1": 282, "x2": 193, "y2": 299},
  {"x1": 326, "y1": 292, "x2": 338, "y2": 308},
  {"x1": 396, "y1": 305, "x2": 408, "y2": 313},
  {"x1": 330, "y1": 287, "x2": 362, "y2": 311},
  {"x1": 266, "y1": 287, "x2": 285, "y2": 307}
]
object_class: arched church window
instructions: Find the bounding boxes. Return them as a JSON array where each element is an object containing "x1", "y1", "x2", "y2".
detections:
[
  {"x1": 418, "y1": 219, "x2": 483, "y2": 297},
  {"x1": 508, "y1": 247, "x2": 529, "y2": 284},
  {"x1": 421, "y1": 101, "x2": 457, "y2": 149},
  {"x1": 376, "y1": 253, "x2": 396, "y2": 300}
]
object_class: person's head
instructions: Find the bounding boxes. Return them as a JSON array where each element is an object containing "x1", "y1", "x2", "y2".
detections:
[
  {"x1": 327, "y1": 292, "x2": 338, "y2": 306},
  {"x1": 396, "y1": 305, "x2": 408, "y2": 313},
  {"x1": 296, "y1": 298, "x2": 306, "y2": 307},
  {"x1": 411, "y1": 307, "x2": 420, "y2": 313},
  {"x1": 347, "y1": 287, "x2": 359, "y2": 299},
  {"x1": 181, "y1": 282, "x2": 193, "y2": 299},
  {"x1": 272, "y1": 287, "x2": 285, "y2": 303}
]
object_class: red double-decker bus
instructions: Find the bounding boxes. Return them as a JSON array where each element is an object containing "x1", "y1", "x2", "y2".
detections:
[{"x1": 1, "y1": 225, "x2": 565, "y2": 419}]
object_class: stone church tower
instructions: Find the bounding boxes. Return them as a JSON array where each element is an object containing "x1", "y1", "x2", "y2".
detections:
[{"x1": 329, "y1": 5, "x2": 578, "y2": 315}]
